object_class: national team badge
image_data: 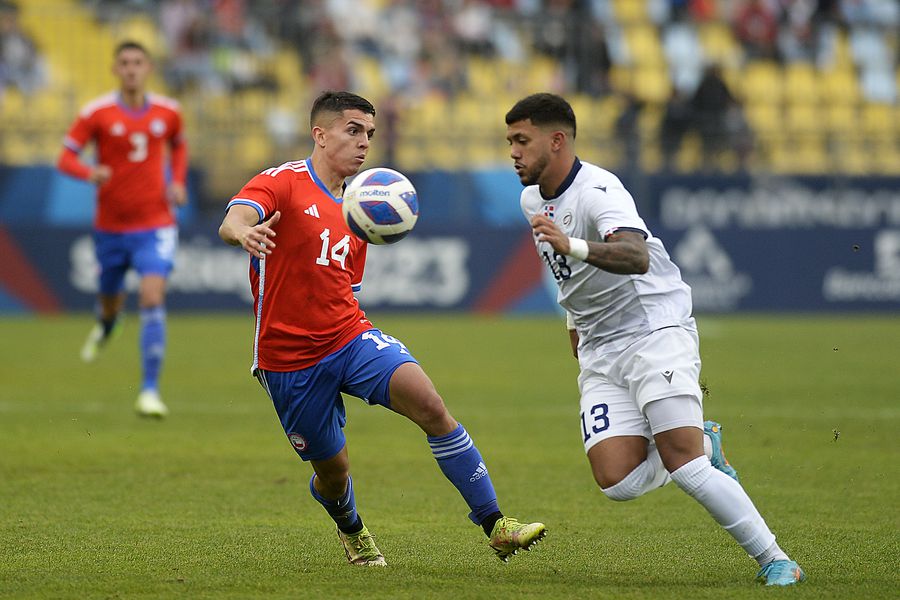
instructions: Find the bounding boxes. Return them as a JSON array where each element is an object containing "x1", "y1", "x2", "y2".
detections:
[
  {"x1": 110, "y1": 122, "x2": 125, "y2": 136},
  {"x1": 150, "y1": 118, "x2": 166, "y2": 136},
  {"x1": 288, "y1": 433, "x2": 307, "y2": 451},
  {"x1": 543, "y1": 204, "x2": 555, "y2": 218}
]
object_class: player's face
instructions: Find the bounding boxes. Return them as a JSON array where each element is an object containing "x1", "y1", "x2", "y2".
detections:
[
  {"x1": 321, "y1": 109, "x2": 376, "y2": 179},
  {"x1": 506, "y1": 119, "x2": 552, "y2": 187},
  {"x1": 113, "y1": 48, "x2": 152, "y2": 93}
]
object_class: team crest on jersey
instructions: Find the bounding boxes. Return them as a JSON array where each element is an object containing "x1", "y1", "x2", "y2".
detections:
[
  {"x1": 110, "y1": 122, "x2": 126, "y2": 136},
  {"x1": 150, "y1": 118, "x2": 167, "y2": 136},
  {"x1": 288, "y1": 433, "x2": 307, "y2": 451},
  {"x1": 543, "y1": 204, "x2": 555, "y2": 218}
]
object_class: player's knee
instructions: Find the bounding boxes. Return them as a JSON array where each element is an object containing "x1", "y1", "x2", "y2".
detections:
[
  {"x1": 314, "y1": 469, "x2": 350, "y2": 497},
  {"x1": 600, "y1": 482, "x2": 643, "y2": 502},
  {"x1": 414, "y1": 390, "x2": 452, "y2": 430}
]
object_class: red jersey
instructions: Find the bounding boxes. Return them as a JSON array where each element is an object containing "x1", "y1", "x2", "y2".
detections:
[
  {"x1": 228, "y1": 159, "x2": 372, "y2": 372},
  {"x1": 59, "y1": 92, "x2": 187, "y2": 233}
]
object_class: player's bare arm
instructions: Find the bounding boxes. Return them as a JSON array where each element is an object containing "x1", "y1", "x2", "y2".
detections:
[
  {"x1": 568, "y1": 328, "x2": 579, "y2": 358},
  {"x1": 530, "y1": 215, "x2": 649, "y2": 275},
  {"x1": 219, "y1": 206, "x2": 280, "y2": 259}
]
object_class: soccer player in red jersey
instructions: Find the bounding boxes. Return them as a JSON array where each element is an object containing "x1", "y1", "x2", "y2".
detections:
[
  {"x1": 219, "y1": 91, "x2": 546, "y2": 566},
  {"x1": 57, "y1": 41, "x2": 188, "y2": 418}
]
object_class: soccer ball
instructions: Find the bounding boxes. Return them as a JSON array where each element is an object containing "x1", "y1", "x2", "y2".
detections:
[{"x1": 342, "y1": 167, "x2": 419, "y2": 245}]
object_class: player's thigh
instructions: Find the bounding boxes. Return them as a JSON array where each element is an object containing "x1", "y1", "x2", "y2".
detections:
[
  {"x1": 132, "y1": 226, "x2": 178, "y2": 281},
  {"x1": 623, "y1": 326, "x2": 703, "y2": 414},
  {"x1": 256, "y1": 367, "x2": 346, "y2": 462},
  {"x1": 340, "y1": 329, "x2": 419, "y2": 408},
  {"x1": 93, "y1": 231, "x2": 130, "y2": 295},
  {"x1": 579, "y1": 375, "x2": 653, "y2": 485}
]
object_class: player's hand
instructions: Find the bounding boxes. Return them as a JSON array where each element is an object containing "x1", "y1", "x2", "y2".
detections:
[
  {"x1": 89, "y1": 165, "x2": 112, "y2": 186},
  {"x1": 531, "y1": 215, "x2": 570, "y2": 254},
  {"x1": 168, "y1": 182, "x2": 187, "y2": 206},
  {"x1": 241, "y1": 210, "x2": 280, "y2": 259}
]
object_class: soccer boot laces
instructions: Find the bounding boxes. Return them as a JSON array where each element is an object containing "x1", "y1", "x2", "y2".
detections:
[{"x1": 337, "y1": 525, "x2": 386, "y2": 567}]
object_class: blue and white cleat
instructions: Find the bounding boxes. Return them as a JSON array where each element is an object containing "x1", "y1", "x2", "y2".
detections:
[
  {"x1": 757, "y1": 559, "x2": 806, "y2": 586},
  {"x1": 704, "y1": 420, "x2": 739, "y2": 481}
]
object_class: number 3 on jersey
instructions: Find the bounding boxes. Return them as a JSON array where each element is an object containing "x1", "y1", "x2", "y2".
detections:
[{"x1": 316, "y1": 228, "x2": 351, "y2": 269}]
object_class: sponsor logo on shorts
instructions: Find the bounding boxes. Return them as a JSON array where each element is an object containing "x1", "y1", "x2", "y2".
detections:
[
  {"x1": 661, "y1": 370, "x2": 674, "y2": 383},
  {"x1": 288, "y1": 433, "x2": 307, "y2": 451}
]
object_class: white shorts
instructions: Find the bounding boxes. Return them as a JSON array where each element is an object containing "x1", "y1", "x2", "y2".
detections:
[{"x1": 577, "y1": 326, "x2": 704, "y2": 453}]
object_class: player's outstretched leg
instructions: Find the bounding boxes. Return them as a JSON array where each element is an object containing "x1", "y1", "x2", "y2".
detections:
[
  {"x1": 136, "y1": 305, "x2": 169, "y2": 417},
  {"x1": 427, "y1": 424, "x2": 546, "y2": 562},
  {"x1": 309, "y1": 473, "x2": 385, "y2": 567},
  {"x1": 703, "y1": 420, "x2": 739, "y2": 481}
]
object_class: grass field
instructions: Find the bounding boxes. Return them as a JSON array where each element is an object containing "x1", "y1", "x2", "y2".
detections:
[{"x1": 1, "y1": 313, "x2": 897, "y2": 599}]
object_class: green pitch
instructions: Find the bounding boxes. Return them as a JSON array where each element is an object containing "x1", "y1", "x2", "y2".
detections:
[{"x1": 1, "y1": 314, "x2": 897, "y2": 599}]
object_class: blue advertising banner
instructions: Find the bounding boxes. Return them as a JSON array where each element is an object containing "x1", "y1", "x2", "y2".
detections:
[{"x1": 1, "y1": 172, "x2": 898, "y2": 314}]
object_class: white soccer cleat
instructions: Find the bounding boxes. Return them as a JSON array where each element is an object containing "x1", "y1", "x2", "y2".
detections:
[
  {"x1": 80, "y1": 324, "x2": 105, "y2": 363},
  {"x1": 136, "y1": 389, "x2": 169, "y2": 418}
]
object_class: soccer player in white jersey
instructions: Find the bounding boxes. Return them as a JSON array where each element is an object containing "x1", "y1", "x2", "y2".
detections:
[{"x1": 504, "y1": 93, "x2": 805, "y2": 586}]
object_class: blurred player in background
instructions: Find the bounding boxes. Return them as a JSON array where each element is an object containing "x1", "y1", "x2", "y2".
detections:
[
  {"x1": 57, "y1": 41, "x2": 188, "y2": 418},
  {"x1": 505, "y1": 93, "x2": 805, "y2": 586},
  {"x1": 219, "y1": 91, "x2": 545, "y2": 567}
]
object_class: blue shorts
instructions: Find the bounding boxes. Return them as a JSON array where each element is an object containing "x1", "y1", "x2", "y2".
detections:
[
  {"x1": 256, "y1": 329, "x2": 418, "y2": 462},
  {"x1": 94, "y1": 226, "x2": 178, "y2": 295}
]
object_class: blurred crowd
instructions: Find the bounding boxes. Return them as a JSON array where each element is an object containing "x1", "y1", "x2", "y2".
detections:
[
  {"x1": 0, "y1": 1, "x2": 46, "y2": 98},
  {"x1": 2, "y1": 0, "x2": 897, "y2": 174}
]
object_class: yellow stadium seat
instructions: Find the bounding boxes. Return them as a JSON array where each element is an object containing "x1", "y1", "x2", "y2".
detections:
[
  {"x1": 785, "y1": 102, "x2": 820, "y2": 135},
  {"x1": 820, "y1": 68, "x2": 860, "y2": 106},
  {"x1": 625, "y1": 25, "x2": 665, "y2": 67},
  {"x1": 698, "y1": 23, "x2": 743, "y2": 67},
  {"x1": 613, "y1": 0, "x2": 649, "y2": 24},
  {"x1": 825, "y1": 104, "x2": 859, "y2": 138},
  {"x1": 739, "y1": 61, "x2": 783, "y2": 105},
  {"x1": 860, "y1": 103, "x2": 895, "y2": 138},
  {"x1": 633, "y1": 66, "x2": 670, "y2": 104},
  {"x1": 745, "y1": 102, "x2": 783, "y2": 136},
  {"x1": 784, "y1": 63, "x2": 819, "y2": 104}
]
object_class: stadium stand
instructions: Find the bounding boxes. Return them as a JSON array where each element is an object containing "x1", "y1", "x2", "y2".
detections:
[{"x1": 1, "y1": 0, "x2": 898, "y2": 208}]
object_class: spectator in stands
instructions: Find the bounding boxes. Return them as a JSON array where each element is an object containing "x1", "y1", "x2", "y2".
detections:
[
  {"x1": 660, "y1": 89, "x2": 692, "y2": 169},
  {"x1": 734, "y1": 0, "x2": 780, "y2": 60},
  {"x1": 689, "y1": 64, "x2": 751, "y2": 168},
  {"x1": 0, "y1": 2, "x2": 47, "y2": 97},
  {"x1": 452, "y1": 0, "x2": 496, "y2": 56}
]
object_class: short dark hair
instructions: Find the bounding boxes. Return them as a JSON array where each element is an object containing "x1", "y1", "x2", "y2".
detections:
[
  {"x1": 310, "y1": 91, "x2": 376, "y2": 129},
  {"x1": 115, "y1": 40, "x2": 150, "y2": 58},
  {"x1": 505, "y1": 93, "x2": 576, "y2": 138}
]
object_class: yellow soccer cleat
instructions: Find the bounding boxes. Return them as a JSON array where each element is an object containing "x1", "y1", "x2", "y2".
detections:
[
  {"x1": 337, "y1": 525, "x2": 386, "y2": 567},
  {"x1": 488, "y1": 517, "x2": 547, "y2": 562}
]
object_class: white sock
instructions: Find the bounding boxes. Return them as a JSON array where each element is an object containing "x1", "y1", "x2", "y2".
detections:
[
  {"x1": 670, "y1": 456, "x2": 778, "y2": 560},
  {"x1": 601, "y1": 443, "x2": 670, "y2": 501},
  {"x1": 755, "y1": 542, "x2": 790, "y2": 567}
]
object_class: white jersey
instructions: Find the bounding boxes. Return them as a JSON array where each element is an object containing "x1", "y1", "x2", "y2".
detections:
[{"x1": 521, "y1": 159, "x2": 696, "y2": 356}]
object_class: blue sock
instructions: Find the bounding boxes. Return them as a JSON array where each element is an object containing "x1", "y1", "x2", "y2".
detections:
[
  {"x1": 139, "y1": 306, "x2": 166, "y2": 392},
  {"x1": 309, "y1": 474, "x2": 361, "y2": 534},
  {"x1": 428, "y1": 423, "x2": 500, "y2": 525}
]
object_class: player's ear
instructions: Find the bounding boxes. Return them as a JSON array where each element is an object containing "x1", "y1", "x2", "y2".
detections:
[
  {"x1": 312, "y1": 125, "x2": 327, "y2": 148},
  {"x1": 550, "y1": 130, "x2": 566, "y2": 151}
]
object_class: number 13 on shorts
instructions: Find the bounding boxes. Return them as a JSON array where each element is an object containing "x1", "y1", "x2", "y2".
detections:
[{"x1": 581, "y1": 402, "x2": 609, "y2": 443}]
